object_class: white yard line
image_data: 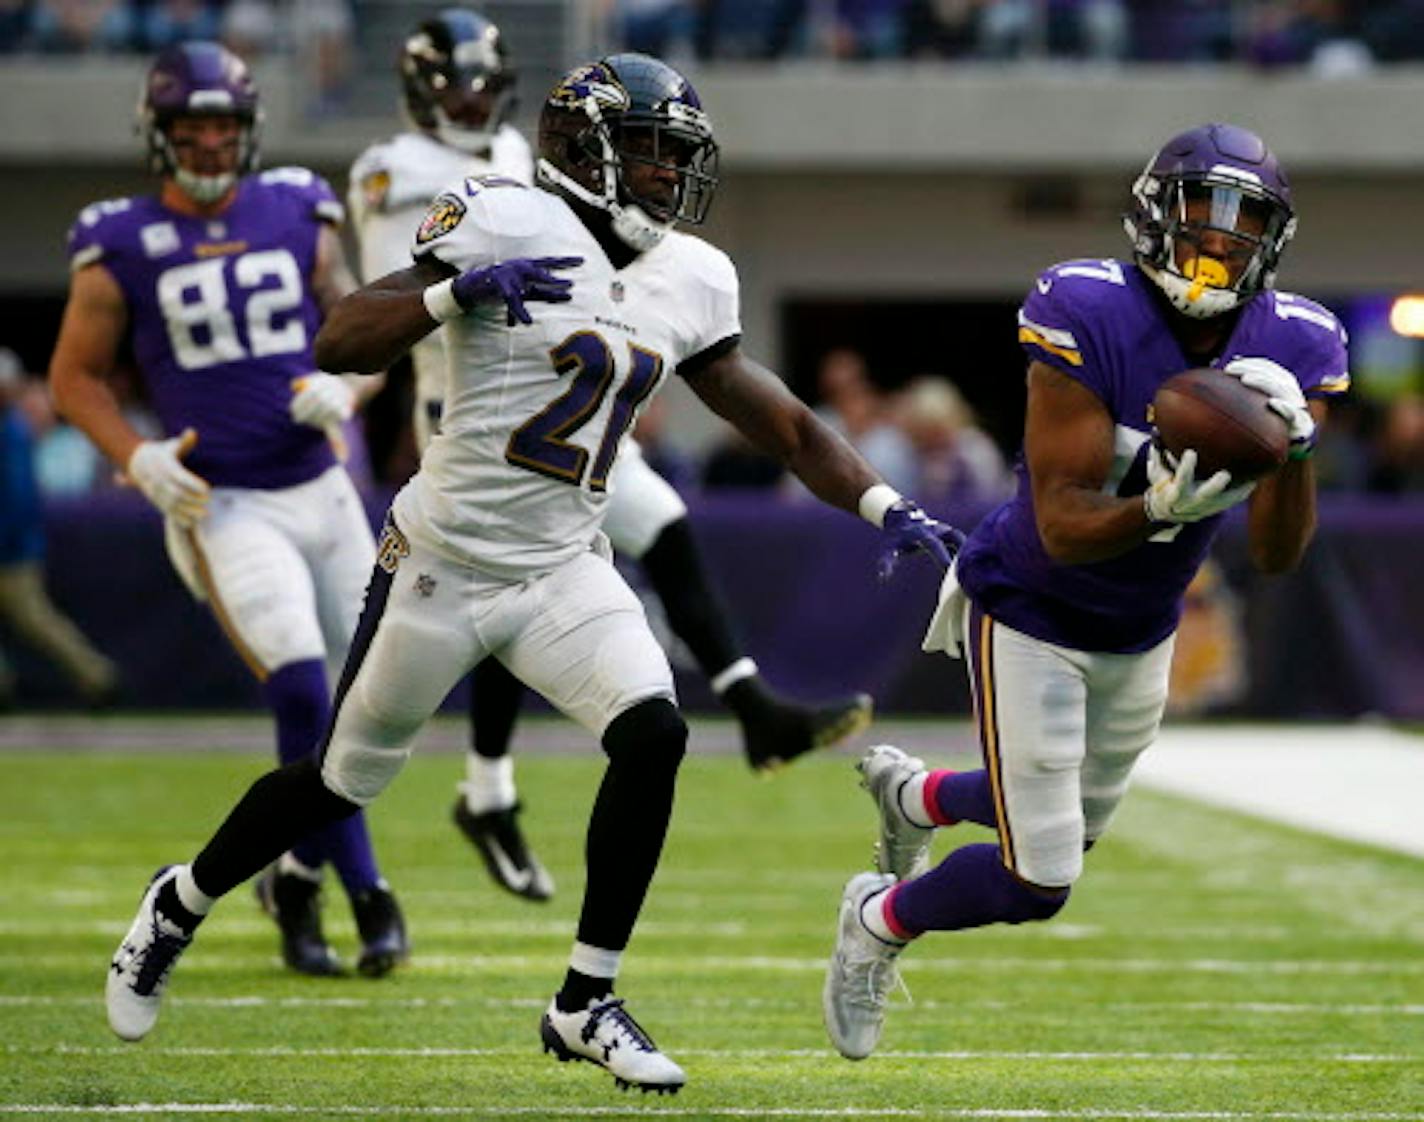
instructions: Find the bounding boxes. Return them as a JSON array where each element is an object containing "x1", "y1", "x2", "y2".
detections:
[
  {"x1": 1135, "y1": 725, "x2": 1424, "y2": 858},
  {"x1": 1, "y1": 1106, "x2": 1422, "y2": 1120}
]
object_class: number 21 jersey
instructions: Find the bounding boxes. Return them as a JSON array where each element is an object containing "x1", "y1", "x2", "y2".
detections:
[{"x1": 394, "y1": 177, "x2": 740, "y2": 580}]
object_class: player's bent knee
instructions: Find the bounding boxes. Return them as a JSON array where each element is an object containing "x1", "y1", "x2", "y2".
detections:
[
  {"x1": 1006, "y1": 874, "x2": 1071, "y2": 925},
  {"x1": 602, "y1": 697, "x2": 688, "y2": 776}
]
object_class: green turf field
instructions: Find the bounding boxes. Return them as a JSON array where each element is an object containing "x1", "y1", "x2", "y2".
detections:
[{"x1": 2, "y1": 721, "x2": 1422, "y2": 1119}]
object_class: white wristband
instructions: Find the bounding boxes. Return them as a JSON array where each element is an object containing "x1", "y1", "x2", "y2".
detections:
[
  {"x1": 858, "y1": 483, "x2": 902, "y2": 528},
  {"x1": 422, "y1": 278, "x2": 464, "y2": 324}
]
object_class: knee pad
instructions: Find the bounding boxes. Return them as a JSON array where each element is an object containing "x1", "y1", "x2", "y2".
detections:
[
  {"x1": 319, "y1": 691, "x2": 422, "y2": 806},
  {"x1": 602, "y1": 697, "x2": 688, "y2": 778}
]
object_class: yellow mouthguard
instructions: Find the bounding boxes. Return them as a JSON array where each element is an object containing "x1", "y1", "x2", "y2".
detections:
[{"x1": 1184, "y1": 257, "x2": 1230, "y2": 302}]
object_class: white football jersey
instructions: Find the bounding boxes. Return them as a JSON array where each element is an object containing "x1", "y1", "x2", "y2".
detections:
[
  {"x1": 347, "y1": 127, "x2": 534, "y2": 409},
  {"x1": 391, "y1": 178, "x2": 740, "y2": 580}
]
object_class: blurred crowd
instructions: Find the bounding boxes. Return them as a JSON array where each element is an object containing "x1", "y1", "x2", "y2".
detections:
[
  {"x1": 11, "y1": 335, "x2": 1424, "y2": 517},
  {"x1": 608, "y1": 0, "x2": 1424, "y2": 68},
  {"x1": 4, "y1": 1, "x2": 1424, "y2": 72}
]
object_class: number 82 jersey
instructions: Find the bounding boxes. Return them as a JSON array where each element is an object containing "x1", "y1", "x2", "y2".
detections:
[
  {"x1": 394, "y1": 176, "x2": 741, "y2": 580},
  {"x1": 66, "y1": 169, "x2": 343, "y2": 490}
]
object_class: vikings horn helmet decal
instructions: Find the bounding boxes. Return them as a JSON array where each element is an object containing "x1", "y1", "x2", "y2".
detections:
[
  {"x1": 1124, "y1": 122, "x2": 1296, "y2": 319},
  {"x1": 536, "y1": 54, "x2": 719, "y2": 252}
]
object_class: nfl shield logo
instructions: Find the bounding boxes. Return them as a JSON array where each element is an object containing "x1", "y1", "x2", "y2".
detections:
[{"x1": 610, "y1": 280, "x2": 625, "y2": 303}]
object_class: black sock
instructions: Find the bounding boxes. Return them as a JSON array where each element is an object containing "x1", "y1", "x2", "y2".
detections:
[
  {"x1": 574, "y1": 700, "x2": 687, "y2": 954},
  {"x1": 154, "y1": 879, "x2": 203, "y2": 934},
  {"x1": 640, "y1": 518, "x2": 742, "y2": 677},
  {"x1": 557, "y1": 969, "x2": 614, "y2": 1012},
  {"x1": 469, "y1": 657, "x2": 525, "y2": 759},
  {"x1": 190, "y1": 758, "x2": 361, "y2": 899}
]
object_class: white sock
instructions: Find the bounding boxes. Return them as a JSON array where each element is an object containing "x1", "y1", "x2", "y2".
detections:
[
  {"x1": 277, "y1": 853, "x2": 323, "y2": 882},
  {"x1": 859, "y1": 888, "x2": 907, "y2": 946},
  {"x1": 898, "y1": 772, "x2": 935, "y2": 828},
  {"x1": 173, "y1": 865, "x2": 215, "y2": 917},
  {"x1": 709, "y1": 657, "x2": 757, "y2": 696},
  {"x1": 461, "y1": 754, "x2": 517, "y2": 814},
  {"x1": 568, "y1": 941, "x2": 622, "y2": 983}
]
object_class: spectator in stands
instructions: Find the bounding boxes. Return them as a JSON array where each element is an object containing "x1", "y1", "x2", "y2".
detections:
[
  {"x1": 29, "y1": 0, "x2": 134, "y2": 52},
  {"x1": 1126, "y1": 0, "x2": 1234, "y2": 62},
  {"x1": 1367, "y1": 393, "x2": 1424, "y2": 493},
  {"x1": 612, "y1": 0, "x2": 696, "y2": 59},
  {"x1": 16, "y1": 368, "x2": 103, "y2": 496},
  {"x1": 0, "y1": 349, "x2": 118, "y2": 709},
  {"x1": 895, "y1": 375, "x2": 1012, "y2": 506},
  {"x1": 140, "y1": 0, "x2": 218, "y2": 50},
  {"x1": 979, "y1": 0, "x2": 1127, "y2": 61},
  {"x1": 812, "y1": 347, "x2": 917, "y2": 493},
  {"x1": 1362, "y1": 0, "x2": 1424, "y2": 63},
  {"x1": 696, "y1": 0, "x2": 806, "y2": 59},
  {"x1": 0, "y1": 0, "x2": 35, "y2": 51},
  {"x1": 902, "y1": 0, "x2": 983, "y2": 58},
  {"x1": 292, "y1": 0, "x2": 354, "y2": 112},
  {"x1": 828, "y1": 0, "x2": 910, "y2": 58},
  {"x1": 702, "y1": 428, "x2": 788, "y2": 490}
]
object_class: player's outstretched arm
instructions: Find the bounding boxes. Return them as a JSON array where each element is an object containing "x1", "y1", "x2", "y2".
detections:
[
  {"x1": 314, "y1": 257, "x2": 458, "y2": 374},
  {"x1": 683, "y1": 347, "x2": 879, "y2": 513}
]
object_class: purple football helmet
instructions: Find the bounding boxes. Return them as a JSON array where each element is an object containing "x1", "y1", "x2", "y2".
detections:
[
  {"x1": 1124, "y1": 123, "x2": 1296, "y2": 319},
  {"x1": 537, "y1": 53, "x2": 718, "y2": 252},
  {"x1": 140, "y1": 41, "x2": 260, "y2": 204}
]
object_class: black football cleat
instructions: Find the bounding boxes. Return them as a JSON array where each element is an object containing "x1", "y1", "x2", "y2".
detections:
[
  {"x1": 351, "y1": 883, "x2": 409, "y2": 978},
  {"x1": 733, "y1": 682, "x2": 875, "y2": 773},
  {"x1": 254, "y1": 867, "x2": 343, "y2": 978},
  {"x1": 452, "y1": 800, "x2": 554, "y2": 902}
]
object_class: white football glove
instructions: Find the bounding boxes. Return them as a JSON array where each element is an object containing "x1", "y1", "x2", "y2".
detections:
[
  {"x1": 126, "y1": 429, "x2": 210, "y2": 528},
  {"x1": 1144, "y1": 445, "x2": 1255, "y2": 525},
  {"x1": 1223, "y1": 356, "x2": 1316, "y2": 459},
  {"x1": 289, "y1": 373, "x2": 355, "y2": 430}
]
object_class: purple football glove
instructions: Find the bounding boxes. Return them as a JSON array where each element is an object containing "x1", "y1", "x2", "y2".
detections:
[
  {"x1": 451, "y1": 256, "x2": 584, "y2": 326},
  {"x1": 876, "y1": 500, "x2": 966, "y2": 581}
]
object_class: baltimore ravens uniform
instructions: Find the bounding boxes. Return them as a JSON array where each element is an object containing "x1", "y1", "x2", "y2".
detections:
[
  {"x1": 349, "y1": 127, "x2": 533, "y2": 451},
  {"x1": 322, "y1": 176, "x2": 740, "y2": 803},
  {"x1": 348, "y1": 129, "x2": 689, "y2": 562},
  {"x1": 67, "y1": 169, "x2": 375, "y2": 675},
  {"x1": 935, "y1": 258, "x2": 1350, "y2": 886}
]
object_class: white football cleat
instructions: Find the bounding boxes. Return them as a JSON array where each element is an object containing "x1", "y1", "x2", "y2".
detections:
[
  {"x1": 823, "y1": 871, "x2": 903, "y2": 1061},
  {"x1": 106, "y1": 866, "x2": 194, "y2": 1041},
  {"x1": 539, "y1": 996, "x2": 686, "y2": 1094},
  {"x1": 858, "y1": 744, "x2": 934, "y2": 880}
]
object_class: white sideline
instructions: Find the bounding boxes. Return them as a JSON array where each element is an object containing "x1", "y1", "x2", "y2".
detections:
[{"x1": 1133, "y1": 724, "x2": 1424, "y2": 858}]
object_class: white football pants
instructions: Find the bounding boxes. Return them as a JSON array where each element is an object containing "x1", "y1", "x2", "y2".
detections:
[
  {"x1": 164, "y1": 466, "x2": 375, "y2": 678},
  {"x1": 962, "y1": 599, "x2": 1175, "y2": 888},
  {"x1": 321, "y1": 520, "x2": 677, "y2": 805}
]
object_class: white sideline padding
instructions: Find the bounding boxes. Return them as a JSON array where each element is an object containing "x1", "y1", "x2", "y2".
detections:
[{"x1": 1134, "y1": 724, "x2": 1424, "y2": 858}]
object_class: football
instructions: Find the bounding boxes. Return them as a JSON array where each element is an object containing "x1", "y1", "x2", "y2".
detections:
[{"x1": 1151, "y1": 367, "x2": 1291, "y2": 482}]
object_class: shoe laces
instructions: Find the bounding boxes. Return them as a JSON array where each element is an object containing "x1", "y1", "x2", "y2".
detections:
[
  {"x1": 132, "y1": 914, "x2": 191, "y2": 995},
  {"x1": 585, "y1": 999, "x2": 658, "y2": 1055},
  {"x1": 841, "y1": 928, "x2": 908, "y2": 1012}
]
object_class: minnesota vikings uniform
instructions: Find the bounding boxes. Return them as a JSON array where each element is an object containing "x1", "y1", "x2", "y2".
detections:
[
  {"x1": 930, "y1": 258, "x2": 1349, "y2": 887},
  {"x1": 321, "y1": 177, "x2": 741, "y2": 804},
  {"x1": 348, "y1": 130, "x2": 691, "y2": 562},
  {"x1": 66, "y1": 168, "x2": 374, "y2": 677}
]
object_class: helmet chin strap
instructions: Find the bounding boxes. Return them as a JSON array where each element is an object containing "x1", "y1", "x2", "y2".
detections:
[
  {"x1": 536, "y1": 141, "x2": 672, "y2": 255},
  {"x1": 1140, "y1": 260, "x2": 1242, "y2": 320},
  {"x1": 433, "y1": 107, "x2": 497, "y2": 155},
  {"x1": 174, "y1": 168, "x2": 237, "y2": 204}
]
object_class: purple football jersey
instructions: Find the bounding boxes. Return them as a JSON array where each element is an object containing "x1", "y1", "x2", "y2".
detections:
[
  {"x1": 67, "y1": 168, "x2": 345, "y2": 489},
  {"x1": 956, "y1": 259, "x2": 1350, "y2": 653}
]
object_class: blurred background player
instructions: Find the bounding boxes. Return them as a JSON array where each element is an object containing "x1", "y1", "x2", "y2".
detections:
[
  {"x1": 103, "y1": 51, "x2": 961, "y2": 1093},
  {"x1": 0, "y1": 348, "x2": 118, "y2": 710},
  {"x1": 823, "y1": 122, "x2": 1350, "y2": 1060},
  {"x1": 48, "y1": 41, "x2": 408, "y2": 979},
  {"x1": 348, "y1": 7, "x2": 874, "y2": 903}
]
